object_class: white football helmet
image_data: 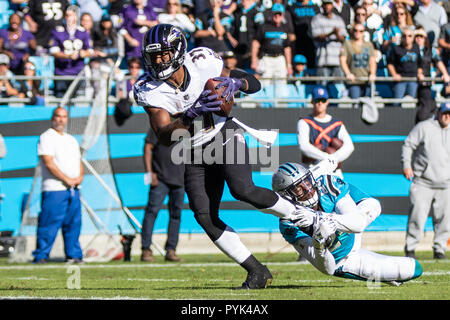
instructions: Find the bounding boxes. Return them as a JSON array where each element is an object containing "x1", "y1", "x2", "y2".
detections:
[{"x1": 272, "y1": 162, "x2": 319, "y2": 208}]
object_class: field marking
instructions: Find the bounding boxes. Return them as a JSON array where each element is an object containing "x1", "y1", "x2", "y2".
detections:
[
  {"x1": 0, "y1": 260, "x2": 447, "y2": 272},
  {"x1": 0, "y1": 261, "x2": 309, "y2": 270}
]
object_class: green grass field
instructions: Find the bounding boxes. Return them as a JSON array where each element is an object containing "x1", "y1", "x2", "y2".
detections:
[{"x1": 0, "y1": 251, "x2": 448, "y2": 301}]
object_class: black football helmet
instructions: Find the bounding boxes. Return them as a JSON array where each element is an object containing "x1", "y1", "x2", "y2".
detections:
[{"x1": 142, "y1": 24, "x2": 187, "y2": 80}]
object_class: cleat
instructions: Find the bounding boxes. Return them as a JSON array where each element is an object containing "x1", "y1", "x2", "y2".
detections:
[
  {"x1": 433, "y1": 251, "x2": 447, "y2": 260},
  {"x1": 234, "y1": 265, "x2": 273, "y2": 290}
]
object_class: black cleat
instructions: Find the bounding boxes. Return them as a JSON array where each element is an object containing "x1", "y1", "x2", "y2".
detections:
[
  {"x1": 234, "y1": 265, "x2": 273, "y2": 290},
  {"x1": 433, "y1": 251, "x2": 447, "y2": 259}
]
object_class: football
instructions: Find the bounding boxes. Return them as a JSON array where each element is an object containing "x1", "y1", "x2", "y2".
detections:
[
  {"x1": 330, "y1": 137, "x2": 343, "y2": 150},
  {"x1": 204, "y1": 78, "x2": 234, "y2": 117},
  {"x1": 324, "y1": 137, "x2": 343, "y2": 169}
]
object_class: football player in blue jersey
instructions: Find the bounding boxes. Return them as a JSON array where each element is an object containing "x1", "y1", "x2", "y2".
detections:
[{"x1": 272, "y1": 162, "x2": 423, "y2": 285}]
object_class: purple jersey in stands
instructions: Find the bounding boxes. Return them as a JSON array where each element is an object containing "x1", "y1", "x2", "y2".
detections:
[
  {"x1": 0, "y1": 28, "x2": 35, "y2": 72},
  {"x1": 49, "y1": 25, "x2": 91, "y2": 75},
  {"x1": 120, "y1": 4, "x2": 158, "y2": 58}
]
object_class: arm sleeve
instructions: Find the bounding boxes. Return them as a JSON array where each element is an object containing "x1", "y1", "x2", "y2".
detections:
[
  {"x1": 401, "y1": 123, "x2": 422, "y2": 170},
  {"x1": 37, "y1": 133, "x2": 55, "y2": 157},
  {"x1": 331, "y1": 193, "x2": 367, "y2": 233},
  {"x1": 229, "y1": 68, "x2": 261, "y2": 94}
]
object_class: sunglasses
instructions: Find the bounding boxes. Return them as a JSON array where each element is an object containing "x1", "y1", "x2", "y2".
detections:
[
  {"x1": 356, "y1": 12, "x2": 366, "y2": 16},
  {"x1": 354, "y1": 29, "x2": 365, "y2": 33},
  {"x1": 313, "y1": 98, "x2": 327, "y2": 104}
]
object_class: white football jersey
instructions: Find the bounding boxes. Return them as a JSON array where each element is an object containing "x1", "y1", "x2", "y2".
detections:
[{"x1": 134, "y1": 47, "x2": 226, "y2": 147}]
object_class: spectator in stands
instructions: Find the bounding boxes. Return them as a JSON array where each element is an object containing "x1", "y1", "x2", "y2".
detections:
[
  {"x1": 148, "y1": 0, "x2": 169, "y2": 14},
  {"x1": 157, "y1": 0, "x2": 196, "y2": 38},
  {"x1": 24, "y1": 0, "x2": 68, "y2": 53},
  {"x1": 439, "y1": 21, "x2": 450, "y2": 74},
  {"x1": 256, "y1": 1, "x2": 296, "y2": 44},
  {"x1": 416, "y1": 26, "x2": 450, "y2": 122},
  {"x1": 80, "y1": 13, "x2": 95, "y2": 43},
  {"x1": 296, "y1": 86, "x2": 354, "y2": 179},
  {"x1": 333, "y1": 0, "x2": 354, "y2": 30},
  {"x1": 93, "y1": 15, "x2": 119, "y2": 59},
  {"x1": 221, "y1": 50, "x2": 239, "y2": 72},
  {"x1": 77, "y1": 0, "x2": 109, "y2": 23},
  {"x1": 411, "y1": 0, "x2": 448, "y2": 48},
  {"x1": 49, "y1": 5, "x2": 93, "y2": 98},
  {"x1": 193, "y1": 0, "x2": 233, "y2": 53},
  {"x1": 0, "y1": 12, "x2": 36, "y2": 75},
  {"x1": 354, "y1": 5, "x2": 380, "y2": 51},
  {"x1": 17, "y1": 60, "x2": 45, "y2": 106},
  {"x1": 221, "y1": 0, "x2": 237, "y2": 16},
  {"x1": 120, "y1": 0, "x2": 159, "y2": 59},
  {"x1": 310, "y1": 0, "x2": 348, "y2": 99},
  {"x1": 0, "y1": 53, "x2": 20, "y2": 102},
  {"x1": 227, "y1": 0, "x2": 259, "y2": 71},
  {"x1": 287, "y1": 0, "x2": 320, "y2": 70},
  {"x1": 387, "y1": 26, "x2": 421, "y2": 106},
  {"x1": 141, "y1": 126, "x2": 185, "y2": 263},
  {"x1": 32, "y1": 107, "x2": 84, "y2": 264},
  {"x1": 382, "y1": 3, "x2": 415, "y2": 54},
  {"x1": 340, "y1": 23, "x2": 377, "y2": 99},
  {"x1": 292, "y1": 54, "x2": 309, "y2": 78},
  {"x1": 118, "y1": 57, "x2": 142, "y2": 101},
  {"x1": 251, "y1": 3, "x2": 293, "y2": 88},
  {"x1": 362, "y1": 0, "x2": 383, "y2": 31},
  {"x1": 402, "y1": 102, "x2": 450, "y2": 260}
]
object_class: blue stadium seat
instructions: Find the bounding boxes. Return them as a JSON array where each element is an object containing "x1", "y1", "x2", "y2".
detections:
[
  {"x1": 0, "y1": 1, "x2": 10, "y2": 12},
  {"x1": 286, "y1": 83, "x2": 306, "y2": 108},
  {"x1": 29, "y1": 55, "x2": 55, "y2": 91}
]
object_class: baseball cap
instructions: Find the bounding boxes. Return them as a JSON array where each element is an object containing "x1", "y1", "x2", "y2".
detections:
[
  {"x1": 221, "y1": 51, "x2": 236, "y2": 59},
  {"x1": 312, "y1": 86, "x2": 329, "y2": 101},
  {"x1": 439, "y1": 102, "x2": 450, "y2": 113},
  {"x1": 0, "y1": 54, "x2": 9, "y2": 65},
  {"x1": 272, "y1": 3, "x2": 285, "y2": 13},
  {"x1": 293, "y1": 54, "x2": 307, "y2": 65}
]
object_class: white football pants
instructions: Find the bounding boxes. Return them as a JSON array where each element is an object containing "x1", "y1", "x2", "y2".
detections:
[{"x1": 292, "y1": 233, "x2": 422, "y2": 283}]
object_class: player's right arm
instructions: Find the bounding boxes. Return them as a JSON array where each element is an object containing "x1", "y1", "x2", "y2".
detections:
[{"x1": 144, "y1": 107, "x2": 189, "y2": 146}]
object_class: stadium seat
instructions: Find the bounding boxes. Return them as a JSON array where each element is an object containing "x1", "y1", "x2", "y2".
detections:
[
  {"x1": 0, "y1": 1, "x2": 9, "y2": 12},
  {"x1": 29, "y1": 55, "x2": 55, "y2": 91}
]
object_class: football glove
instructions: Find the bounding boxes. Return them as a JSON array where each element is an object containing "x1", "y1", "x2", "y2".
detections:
[
  {"x1": 290, "y1": 206, "x2": 320, "y2": 229},
  {"x1": 181, "y1": 89, "x2": 222, "y2": 124},
  {"x1": 213, "y1": 77, "x2": 243, "y2": 101}
]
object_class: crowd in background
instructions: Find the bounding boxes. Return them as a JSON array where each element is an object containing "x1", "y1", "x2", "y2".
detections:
[{"x1": 1, "y1": 0, "x2": 450, "y2": 105}]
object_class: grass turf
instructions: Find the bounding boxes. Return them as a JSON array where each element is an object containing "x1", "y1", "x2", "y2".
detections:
[{"x1": 0, "y1": 251, "x2": 448, "y2": 300}]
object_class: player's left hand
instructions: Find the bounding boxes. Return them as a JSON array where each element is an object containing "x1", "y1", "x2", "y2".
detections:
[
  {"x1": 290, "y1": 206, "x2": 318, "y2": 228},
  {"x1": 213, "y1": 77, "x2": 242, "y2": 101}
]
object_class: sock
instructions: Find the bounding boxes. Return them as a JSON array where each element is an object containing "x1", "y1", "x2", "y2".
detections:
[
  {"x1": 259, "y1": 193, "x2": 296, "y2": 219},
  {"x1": 213, "y1": 227, "x2": 252, "y2": 264},
  {"x1": 240, "y1": 254, "x2": 265, "y2": 273}
]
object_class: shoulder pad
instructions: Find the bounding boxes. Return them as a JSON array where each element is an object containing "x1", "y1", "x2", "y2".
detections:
[
  {"x1": 55, "y1": 26, "x2": 65, "y2": 32},
  {"x1": 77, "y1": 26, "x2": 86, "y2": 32}
]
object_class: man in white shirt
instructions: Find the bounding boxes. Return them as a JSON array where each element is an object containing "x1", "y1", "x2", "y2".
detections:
[
  {"x1": 32, "y1": 107, "x2": 84, "y2": 264},
  {"x1": 297, "y1": 86, "x2": 354, "y2": 178}
]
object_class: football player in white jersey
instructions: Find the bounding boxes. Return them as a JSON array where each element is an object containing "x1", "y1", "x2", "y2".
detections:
[
  {"x1": 272, "y1": 162, "x2": 423, "y2": 285},
  {"x1": 133, "y1": 24, "x2": 301, "y2": 289}
]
